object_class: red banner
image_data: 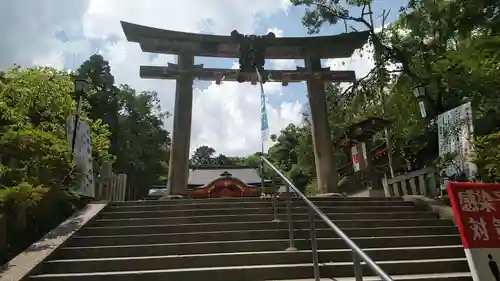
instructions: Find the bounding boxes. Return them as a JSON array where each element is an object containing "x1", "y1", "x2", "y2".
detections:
[{"x1": 447, "y1": 182, "x2": 500, "y2": 249}]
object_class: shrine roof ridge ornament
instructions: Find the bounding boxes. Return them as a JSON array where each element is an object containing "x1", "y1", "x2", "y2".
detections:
[{"x1": 121, "y1": 21, "x2": 370, "y2": 59}]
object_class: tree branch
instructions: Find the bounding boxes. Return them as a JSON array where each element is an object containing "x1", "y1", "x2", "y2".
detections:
[
  {"x1": 313, "y1": 2, "x2": 420, "y2": 83},
  {"x1": 315, "y1": 3, "x2": 373, "y2": 32},
  {"x1": 339, "y1": 66, "x2": 378, "y2": 100}
]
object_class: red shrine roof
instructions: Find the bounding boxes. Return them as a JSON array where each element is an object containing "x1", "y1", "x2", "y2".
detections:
[{"x1": 188, "y1": 166, "x2": 262, "y2": 186}]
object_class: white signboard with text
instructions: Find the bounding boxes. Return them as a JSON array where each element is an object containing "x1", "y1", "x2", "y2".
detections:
[{"x1": 437, "y1": 102, "x2": 477, "y2": 187}]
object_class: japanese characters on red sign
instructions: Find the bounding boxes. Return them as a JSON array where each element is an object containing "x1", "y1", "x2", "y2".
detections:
[{"x1": 447, "y1": 182, "x2": 500, "y2": 249}]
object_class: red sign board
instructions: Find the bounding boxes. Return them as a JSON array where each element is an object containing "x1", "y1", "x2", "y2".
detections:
[
  {"x1": 352, "y1": 154, "x2": 360, "y2": 163},
  {"x1": 447, "y1": 182, "x2": 500, "y2": 281},
  {"x1": 351, "y1": 145, "x2": 360, "y2": 172},
  {"x1": 447, "y1": 182, "x2": 500, "y2": 249}
]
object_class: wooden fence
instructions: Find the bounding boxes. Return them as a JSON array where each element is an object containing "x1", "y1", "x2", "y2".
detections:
[
  {"x1": 96, "y1": 162, "x2": 127, "y2": 202},
  {"x1": 382, "y1": 167, "x2": 441, "y2": 198}
]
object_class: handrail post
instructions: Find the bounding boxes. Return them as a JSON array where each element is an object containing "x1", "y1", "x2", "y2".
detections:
[
  {"x1": 352, "y1": 250, "x2": 363, "y2": 281},
  {"x1": 285, "y1": 183, "x2": 297, "y2": 251},
  {"x1": 260, "y1": 154, "x2": 265, "y2": 197},
  {"x1": 309, "y1": 207, "x2": 320, "y2": 281},
  {"x1": 271, "y1": 173, "x2": 280, "y2": 222},
  {"x1": 260, "y1": 156, "x2": 393, "y2": 281}
]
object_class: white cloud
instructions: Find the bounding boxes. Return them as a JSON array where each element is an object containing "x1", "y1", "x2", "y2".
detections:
[
  {"x1": 0, "y1": 0, "x2": 302, "y2": 157},
  {"x1": 191, "y1": 81, "x2": 302, "y2": 156},
  {"x1": 83, "y1": 0, "x2": 291, "y2": 37},
  {"x1": 0, "y1": 0, "x2": 90, "y2": 67},
  {"x1": 266, "y1": 27, "x2": 298, "y2": 70}
]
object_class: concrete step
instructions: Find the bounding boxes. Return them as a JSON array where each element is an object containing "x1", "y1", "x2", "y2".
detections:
[
  {"x1": 106, "y1": 200, "x2": 414, "y2": 212},
  {"x1": 69, "y1": 226, "x2": 459, "y2": 247},
  {"x1": 276, "y1": 272, "x2": 472, "y2": 281},
  {"x1": 29, "y1": 258, "x2": 469, "y2": 281},
  {"x1": 42, "y1": 245, "x2": 465, "y2": 274},
  {"x1": 90, "y1": 211, "x2": 437, "y2": 227},
  {"x1": 112, "y1": 196, "x2": 405, "y2": 206},
  {"x1": 79, "y1": 219, "x2": 452, "y2": 236},
  {"x1": 56, "y1": 234, "x2": 462, "y2": 259},
  {"x1": 98, "y1": 205, "x2": 420, "y2": 219}
]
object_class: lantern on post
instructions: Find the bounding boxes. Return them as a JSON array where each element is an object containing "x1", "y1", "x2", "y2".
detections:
[{"x1": 413, "y1": 85, "x2": 427, "y2": 118}]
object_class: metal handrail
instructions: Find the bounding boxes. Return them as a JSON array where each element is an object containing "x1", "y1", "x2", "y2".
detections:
[{"x1": 261, "y1": 156, "x2": 394, "y2": 281}]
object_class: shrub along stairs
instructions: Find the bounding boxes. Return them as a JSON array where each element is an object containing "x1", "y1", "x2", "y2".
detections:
[{"x1": 20, "y1": 196, "x2": 471, "y2": 281}]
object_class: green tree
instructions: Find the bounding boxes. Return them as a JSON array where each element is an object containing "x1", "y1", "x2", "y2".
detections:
[
  {"x1": 0, "y1": 66, "x2": 111, "y2": 189},
  {"x1": 190, "y1": 145, "x2": 216, "y2": 165},
  {"x1": 291, "y1": 0, "x2": 500, "y2": 180},
  {"x1": 287, "y1": 164, "x2": 311, "y2": 193},
  {"x1": 474, "y1": 132, "x2": 500, "y2": 183},
  {"x1": 77, "y1": 54, "x2": 120, "y2": 152},
  {"x1": 77, "y1": 55, "x2": 171, "y2": 199},
  {"x1": 114, "y1": 86, "x2": 171, "y2": 198},
  {"x1": 268, "y1": 124, "x2": 301, "y2": 171},
  {"x1": 0, "y1": 66, "x2": 110, "y2": 261},
  {"x1": 267, "y1": 124, "x2": 314, "y2": 189},
  {"x1": 213, "y1": 154, "x2": 234, "y2": 165},
  {"x1": 232, "y1": 153, "x2": 262, "y2": 167}
]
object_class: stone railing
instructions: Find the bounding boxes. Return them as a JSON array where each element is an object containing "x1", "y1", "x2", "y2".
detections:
[
  {"x1": 382, "y1": 167, "x2": 440, "y2": 198},
  {"x1": 96, "y1": 162, "x2": 128, "y2": 201}
]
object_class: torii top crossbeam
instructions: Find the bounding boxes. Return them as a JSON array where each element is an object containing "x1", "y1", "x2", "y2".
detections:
[
  {"x1": 121, "y1": 21, "x2": 369, "y2": 60},
  {"x1": 120, "y1": 21, "x2": 369, "y2": 84}
]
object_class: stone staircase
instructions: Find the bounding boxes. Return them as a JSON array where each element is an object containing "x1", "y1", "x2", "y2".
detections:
[{"x1": 25, "y1": 197, "x2": 470, "y2": 281}]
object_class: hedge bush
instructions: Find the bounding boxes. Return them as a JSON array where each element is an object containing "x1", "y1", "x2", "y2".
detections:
[{"x1": 0, "y1": 183, "x2": 85, "y2": 263}]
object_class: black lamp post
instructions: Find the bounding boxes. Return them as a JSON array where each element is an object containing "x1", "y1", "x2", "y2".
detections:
[
  {"x1": 71, "y1": 78, "x2": 88, "y2": 155},
  {"x1": 413, "y1": 85, "x2": 427, "y2": 118}
]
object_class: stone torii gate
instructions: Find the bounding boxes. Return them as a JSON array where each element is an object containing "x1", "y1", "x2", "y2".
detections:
[{"x1": 120, "y1": 21, "x2": 369, "y2": 195}]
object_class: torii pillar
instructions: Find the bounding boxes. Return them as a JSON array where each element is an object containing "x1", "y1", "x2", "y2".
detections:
[
  {"x1": 167, "y1": 53, "x2": 195, "y2": 195},
  {"x1": 304, "y1": 55, "x2": 339, "y2": 193}
]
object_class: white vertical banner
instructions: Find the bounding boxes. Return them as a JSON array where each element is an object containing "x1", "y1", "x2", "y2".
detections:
[
  {"x1": 66, "y1": 116, "x2": 95, "y2": 198},
  {"x1": 437, "y1": 102, "x2": 477, "y2": 188},
  {"x1": 361, "y1": 142, "x2": 368, "y2": 162}
]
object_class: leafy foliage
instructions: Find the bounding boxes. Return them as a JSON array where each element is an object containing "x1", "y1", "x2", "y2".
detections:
[
  {"x1": 0, "y1": 66, "x2": 112, "y2": 189},
  {"x1": 190, "y1": 145, "x2": 217, "y2": 165},
  {"x1": 0, "y1": 66, "x2": 112, "y2": 262},
  {"x1": 0, "y1": 55, "x2": 172, "y2": 261},
  {"x1": 267, "y1": 124, "x2": 314, "y2": 191},
  {"x1": 270, "y1": 0, "x2": 500, "y2": 189},
  {"x1": 474, "y1": 132, "x2": 500, "y2": 183},
  {"x1": 76, "y1": 55, "x2": 171, "y2": 198},
  {"x1": 0, "y1": 183, "x2": 84, "y2": 262},
  {"x1": 189, "y1": 145, "x2": 256, "y2": 166}
]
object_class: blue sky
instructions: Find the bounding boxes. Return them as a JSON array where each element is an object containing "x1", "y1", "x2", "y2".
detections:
[
  {"x1": 192, "y1": 0, "x2": 408, "y2": 112},
  {"x1": 0, "y1": 0, "x2": 407, "y2": 156}
]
